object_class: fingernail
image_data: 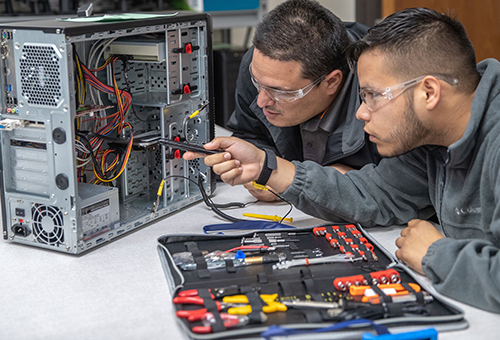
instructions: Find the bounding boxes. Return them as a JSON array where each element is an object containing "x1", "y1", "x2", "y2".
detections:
[
  {"x1": 235, "y1": 160, "x2": 241, "y2": 166},
  {"x1": 205, "y1": 142, "x2": 213, "y2": 147},
  {"x1": 224, "y1": 153, "x2": 231, "y2": 160}
]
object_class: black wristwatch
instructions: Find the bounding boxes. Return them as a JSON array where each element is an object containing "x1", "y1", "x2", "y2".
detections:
[{"x1": 255, "y1": 148, "x2": 277, "y2": 186}]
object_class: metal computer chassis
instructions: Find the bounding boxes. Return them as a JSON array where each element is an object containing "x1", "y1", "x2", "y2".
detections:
[{"x1": 0, "y1": 12, "x2": 216, "y2": 254}]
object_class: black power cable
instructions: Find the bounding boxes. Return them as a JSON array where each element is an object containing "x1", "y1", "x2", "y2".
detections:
[{"x1": 150, "y1": 174, "x2": 293, "y2": 224}]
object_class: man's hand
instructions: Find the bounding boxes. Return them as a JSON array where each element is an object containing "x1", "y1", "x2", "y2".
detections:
[
  {"x1": 395, "y1": 219, "x2": 444, "y2": 274},
  {"x1": 243, "y1": 182, "x2": 278, "y2": 201},
  {"x1": 183, "y1": 137, "x2": 265, "y2": 186}
]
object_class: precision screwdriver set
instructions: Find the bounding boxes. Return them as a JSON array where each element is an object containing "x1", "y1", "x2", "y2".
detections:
[{"x1": 157, "y1": 224, "x2": 467, "y2": 339}]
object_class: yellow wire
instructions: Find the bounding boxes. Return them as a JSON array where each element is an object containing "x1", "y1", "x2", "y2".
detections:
[{"x1": 157, "y1": 179, "x2": 165, "y2": 196}]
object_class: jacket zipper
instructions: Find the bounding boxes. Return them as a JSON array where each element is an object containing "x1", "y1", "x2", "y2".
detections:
[{"x1": 439, "y1": 151, "x2": 450, "y2": 238}]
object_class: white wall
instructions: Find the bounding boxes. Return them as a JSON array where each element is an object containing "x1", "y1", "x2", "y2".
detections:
[{"x1": 231, "y1": 0, "x2": 356, "y2": 47}]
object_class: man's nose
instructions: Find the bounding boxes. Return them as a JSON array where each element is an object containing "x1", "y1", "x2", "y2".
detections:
[
  {"x1": 256, "y1": 90, "x2": 276, "y2": 108},
  {"x1": 356, "y1": 102, "x2": 371, "y2": 122}
]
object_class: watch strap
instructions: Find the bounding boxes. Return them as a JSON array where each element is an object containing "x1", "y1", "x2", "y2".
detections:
[{"x1": 255, "y1": 148, "x2": 277, "y2": 186}]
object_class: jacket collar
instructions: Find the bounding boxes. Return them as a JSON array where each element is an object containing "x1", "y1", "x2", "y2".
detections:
[{"x1": 448, "y1": 59, "x2": 500, "y2": 167}]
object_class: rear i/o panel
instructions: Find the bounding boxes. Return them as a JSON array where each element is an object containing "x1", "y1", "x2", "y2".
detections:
[{"x1": 0, "y1": 13, "x2": 215, "y2": 254}]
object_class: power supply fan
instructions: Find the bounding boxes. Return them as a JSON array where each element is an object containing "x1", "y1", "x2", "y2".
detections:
[{"x1": 31, "y1": 204, "x2": 65, "y2": 246}]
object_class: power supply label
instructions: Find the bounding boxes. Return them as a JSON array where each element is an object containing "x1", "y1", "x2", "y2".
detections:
[{"x1": 81, "y1": 199, "x2": 110, "y2": 233}]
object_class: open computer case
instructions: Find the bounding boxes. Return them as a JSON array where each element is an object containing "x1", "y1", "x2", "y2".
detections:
[{"x1": 0, "y1": 12, "x2": 215, "y2": 254}]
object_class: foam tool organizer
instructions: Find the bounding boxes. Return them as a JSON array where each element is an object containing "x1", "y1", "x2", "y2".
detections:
[{"x1": 157, "y1": 224, "x2": 467, "y2": 339}]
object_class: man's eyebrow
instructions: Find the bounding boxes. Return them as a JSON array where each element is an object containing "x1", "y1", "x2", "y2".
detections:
[
  {"x1": 359, "y1": 85, "x2": 380, "y2": 91},
  {"x1": 256, "y1": 75, "x2": 292, "y2": 91},
  {"x1": 267, "y1": 84, "x2": 290, "y2": 91},
  {"x1": 251, "y1": 67, "x2": 295, "y2": 91},
  {"x1": 259, "y1": 80, "x2": 294, "y2": 92}
]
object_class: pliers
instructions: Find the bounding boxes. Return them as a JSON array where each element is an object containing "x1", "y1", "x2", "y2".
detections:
[
  {"x1": 191, "y1": 312, "x2": 267, "y2": 334},
  {"x1": 173, "y1": 295, "x2": 248, "y2": 322},
  {"x1": 174, "y1": 292, "x2": 287, "y2": 322},
  {"x1": 222, "y1": 293, "x2": 287, "y2": 314},
  {"x1": 177, "y1": 284, "x2": 259, "y2": 299}
]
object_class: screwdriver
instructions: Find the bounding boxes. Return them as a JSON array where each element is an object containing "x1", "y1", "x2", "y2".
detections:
[{"x1": 368, "y1": 292, "x2": 434, "y2": 304}]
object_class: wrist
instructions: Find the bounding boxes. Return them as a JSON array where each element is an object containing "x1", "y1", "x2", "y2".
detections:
[{"x1": 255, "y1": 148, "x2": 277, "y2": 186}]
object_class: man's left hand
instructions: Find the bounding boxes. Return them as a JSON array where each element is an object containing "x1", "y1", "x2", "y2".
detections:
[{"x1": 395, "y1": 219, "x2": 445, "y2": 275}]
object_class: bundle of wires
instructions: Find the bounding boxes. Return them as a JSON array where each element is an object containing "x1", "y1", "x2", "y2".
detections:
[
  {"x1": 75, "y1": 55, "x2": 134, "y2": 184},
  {"x1": 151, "y1": 174, "x2": 292, "y2": 224}
]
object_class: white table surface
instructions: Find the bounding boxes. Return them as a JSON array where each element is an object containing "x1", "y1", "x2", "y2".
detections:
[{"x1": 1, "y1": 182, "x2": 499, "y2": 340}]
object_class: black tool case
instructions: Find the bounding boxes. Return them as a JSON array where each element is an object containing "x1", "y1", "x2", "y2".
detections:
[{"x1": 157, "y1": 224, "x2": 467, "y2": 339}]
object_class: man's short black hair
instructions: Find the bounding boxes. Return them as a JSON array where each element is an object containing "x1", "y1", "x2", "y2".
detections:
[
  {"x1": 345, "y1": 7, "x2": 480, "y2": 93},
  {"x1": 253, "y1": 0, "x2": 350, "y2": 80}
]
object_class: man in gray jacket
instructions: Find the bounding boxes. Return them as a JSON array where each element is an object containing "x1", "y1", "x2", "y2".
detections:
[
  {"x1": 186, "y1": 8, "x2": 500, "y2": 312},
  {"x1": 226, "y1": 0, "x2": 381, "y2": 200}
]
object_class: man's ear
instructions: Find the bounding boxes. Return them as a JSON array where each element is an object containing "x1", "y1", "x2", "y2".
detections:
[
  {"x1": 324, "y1": 69, "x2": 343, "y2": 95},
  {"x1": 421, "y1": 76, "x2": 441, "y2": 110}
]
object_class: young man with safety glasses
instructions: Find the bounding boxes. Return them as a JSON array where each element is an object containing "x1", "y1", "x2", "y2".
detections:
[
  {"x1": 225, "y1": 0, "x2": 381, "y2": 201},
  {"x1": 185, "y1": 8, "x2": 500, "y2": 312}
]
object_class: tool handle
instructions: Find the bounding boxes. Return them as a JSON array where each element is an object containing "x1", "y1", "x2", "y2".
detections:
[
  {"x1": 191, "y1": 318, "x2": 243, "y2": 334},
  {"x1": 173, "y1": 296, "x2": 205, "y2": 305},
  {"x1": 176, "y1": 303, "x2": 224, "y2": 321},
  {"x1": 177, "y1": 289, "x2": 199, "y2": 297},
  {"x1": 176, "y1": 308, "x2": 208, "y2": 319},
  {"x1": 350, "y1": 283, "x2": 421, "y2": 296},
  {"x1": 227, "y1": 305, "x2": 253, "y2": 315},
  {"x1": 262, "y1": 301, "x2": 288, "y2": 313},
  {"x1": 177, "y1": 289, "x2": 214, "y2": 299},
  {"x1": 158, "y1": 138, "x2": 220, "y2": 155},
  {"x1": 361, "y1": 290, "x2": 410, "y2": 303}
]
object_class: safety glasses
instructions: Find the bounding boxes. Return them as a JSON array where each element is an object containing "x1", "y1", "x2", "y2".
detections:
[
  {"x1": 359, "y1": 75, "x2": 458, "y2": 111},
  {"x1": 249, "y1": 63, "x2": 325, "y2": 103}
]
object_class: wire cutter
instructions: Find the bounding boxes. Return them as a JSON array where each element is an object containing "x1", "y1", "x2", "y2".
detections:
[
  {"x1": 174, "y1": 292, "x2": 287, "y2": 322},
  {"x1": 173, "y1": 294, "x2": 248, "y2": 322},
  {"x1": 222, "y1": 293, "x2": 288, "y2": 314},
  {"x1": 177, "y1": 285, "x2": 261, "y2": 299},
  {"x1": 191, "y1": 312, "x2": 268, "y2": 334}
]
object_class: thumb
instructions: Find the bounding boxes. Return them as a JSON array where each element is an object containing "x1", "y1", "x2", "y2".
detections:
[{"x1": 204, "y1": 137, "x2": 239, "y2": 150}]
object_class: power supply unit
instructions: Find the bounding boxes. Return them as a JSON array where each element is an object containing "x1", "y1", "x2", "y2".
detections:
[{"x1": 0, "y1": 12, "x2": 216, "y2": 254}]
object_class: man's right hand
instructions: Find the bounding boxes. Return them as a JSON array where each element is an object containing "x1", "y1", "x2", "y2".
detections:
[
  {"x1": 183, "y1": 136, "x2": 296, "y2": 193},
  {"x1": 183, "y1": 137, "x2": 265, "y2": 186}
]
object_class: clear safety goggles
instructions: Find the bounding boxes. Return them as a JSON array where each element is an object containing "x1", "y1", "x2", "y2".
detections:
[
  {"x1": 249, "y1": 63, "x2": 325, "y2": 103},
  {"x1": 359, "y1": 75, "x2": 458, "y2": 111}
]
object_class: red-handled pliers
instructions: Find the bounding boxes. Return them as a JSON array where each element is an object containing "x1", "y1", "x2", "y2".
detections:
[
  {"x1": 177, "y1": 289, "x2": 215, "y2": 298},
  {"x1": 173, "y1": 295, "x2": 246, "y2": 322},
  {"x1": 191, "y1": 313, "x2": 250, "y2": 334}
]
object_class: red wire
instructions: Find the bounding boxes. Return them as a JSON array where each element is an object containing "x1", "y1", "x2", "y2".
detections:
[{"x1": 224, "y1": 245, "x2": 269, "y2": 253}]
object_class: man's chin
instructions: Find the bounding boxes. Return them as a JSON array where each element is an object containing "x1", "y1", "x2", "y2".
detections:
[
  {"x1": 376, "y1": 144, "x2": 415, "y2": 158},
  {"x1": 263, "y1": 111, "x2": 286, "y2": 126},
  {"x1": 375, "y1": 143, "x2": 395, "y2": 158}
]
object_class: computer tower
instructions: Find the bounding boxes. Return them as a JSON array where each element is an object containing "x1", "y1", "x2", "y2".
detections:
[
  {"x1": 0, "y1": 12, "x2": 216, "y2": 254},
  {"x1": 213, "y1": 48, "x2": 246, "y2": 128}
]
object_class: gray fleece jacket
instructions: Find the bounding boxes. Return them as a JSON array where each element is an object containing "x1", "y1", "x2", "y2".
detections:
[{"x1": 282, "y1": 59, "x2": 500, "y2": 313}]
